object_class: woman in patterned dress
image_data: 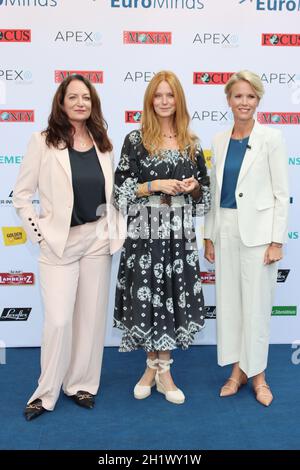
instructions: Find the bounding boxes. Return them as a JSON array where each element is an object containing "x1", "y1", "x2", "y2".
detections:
[{"x1": 114, "y1": 71, "x2": 210, "y2": 404}]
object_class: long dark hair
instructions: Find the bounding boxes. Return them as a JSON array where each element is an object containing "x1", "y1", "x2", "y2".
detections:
[{"x1": 43, "y1": 74, "x2": 112, "y2": 153}]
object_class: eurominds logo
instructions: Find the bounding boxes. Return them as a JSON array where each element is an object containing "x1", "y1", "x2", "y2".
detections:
[
  {"x1": 239, "y1": 0, "x2": 300, "y2": 12},
  {"x1": 111, "y1": 0, "x2": 205, "y2": 10},
  {"x1": 0, "y1": 0, "x2": 58, "y2": 6}
]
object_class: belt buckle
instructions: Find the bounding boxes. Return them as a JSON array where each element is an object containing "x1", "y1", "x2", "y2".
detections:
[{"x1": 160, "y1": 194, "x2": 172, "y2": 206}]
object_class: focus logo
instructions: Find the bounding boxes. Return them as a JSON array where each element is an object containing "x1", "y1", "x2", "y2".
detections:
[
  {"x1": 125, "y1": 111, "x2": 142, "y2": 123},
  {"x1": 55, "y1": 70, "x2": 104, "y2": 83},
  {"x1": 262, "y1": 33, "x2": 300, "y2": 46},
  {"x1": 200, "y1": 271, "x2": 215, "y2": 284},
  {"x1": 272, "y1": 306, "x2": 297, "y2": 316},
  {"x1": 2, "y1": 227, "x2": 27, "y2": 246},
  {"x1": 123, "y1": 31, "x2": 172, "y2": 45},
  {"x1": 193, "y1": 72, "x2": 234, "y2": 85},
  {"x1": 205, "y1": 306, "x2": 216, "y2": 319},
  {"x1": 0, "y1": 110, "x2": 34, "y2": 122},
  {"x1": 277, "y1": 269, "x2": 290, "y2": 282},
  {"x1": 257, "y1": 112, "x2": 300, "y2": 124},
  {"x1": 0, "y1": 29, "x2": 31, "y2": 42},
  {"x1": 0, "y1": 272, "x2": 35, "y2": 285},
  {"x1": 0, "y1": 308, "x2": 31, "y2": 321}
]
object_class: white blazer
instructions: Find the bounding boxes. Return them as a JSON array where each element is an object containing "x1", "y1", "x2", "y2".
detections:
[
  {"x1": 204, "y1": 120, "x2": 289, "y2": 247},
  {"x1": 13, "y1": 132, "x2": 125, "y2": 257}
]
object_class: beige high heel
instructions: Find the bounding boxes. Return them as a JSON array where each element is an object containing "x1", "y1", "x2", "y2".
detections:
[
  {"x1": 220, "y1": 372, "x2": 248, "y2": 397},
  {"x1": 133, "y1": 358, "x2": 159, "y2": 400},
  {"x1": 253, "y1": 383, "x2": 273, "y2": 407},
  {"x1": 155, "y1": 359, "x2": 185, "y2": 405}
]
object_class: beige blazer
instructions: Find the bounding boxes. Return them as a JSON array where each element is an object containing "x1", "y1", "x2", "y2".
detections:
[
  {"x1": 13, "y1": 132, "x2": 125, "y2": 257},
  {"x1": 204, "y1": 120, "x2": 289, "y2": 246}
]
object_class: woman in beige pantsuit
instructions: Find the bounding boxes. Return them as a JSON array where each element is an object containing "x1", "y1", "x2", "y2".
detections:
[
  {"x1": 204, "y1": 71, "x2": 289, "y2": 406},
  {"x1": 13, "y1": 75, "x2": 124, "y2": 420}
]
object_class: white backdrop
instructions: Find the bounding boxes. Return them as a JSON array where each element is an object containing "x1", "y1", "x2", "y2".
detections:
[{"x1": 0, "y1": 0, "x2": 299, "y2": 348}]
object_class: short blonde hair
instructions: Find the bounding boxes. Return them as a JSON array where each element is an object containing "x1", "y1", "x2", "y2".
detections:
[{"x1": 225, "y1": 70, "x2": 264, "y2": 100}]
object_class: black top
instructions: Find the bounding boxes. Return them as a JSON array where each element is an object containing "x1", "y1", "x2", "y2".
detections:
[{"x1": 68, "y1": 146, "x2": 106, "y2": 227}]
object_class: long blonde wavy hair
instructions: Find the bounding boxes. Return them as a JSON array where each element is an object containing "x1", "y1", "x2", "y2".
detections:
[{"x1": 141, "y1": 71, "x2": 197, "y2": 160}]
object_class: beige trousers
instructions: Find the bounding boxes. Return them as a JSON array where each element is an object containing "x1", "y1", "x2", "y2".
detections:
[
  {"x1": 214, "y1": 208, "x2": 277, "y2": 378},
  {"x1": 28, "y1": 219, "x2": 111, "y2": 410}
]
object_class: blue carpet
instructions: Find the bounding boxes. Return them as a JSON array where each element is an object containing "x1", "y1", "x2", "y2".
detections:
[{"x1": 0, "y1": 345, "x2": 299, "y2": 450}]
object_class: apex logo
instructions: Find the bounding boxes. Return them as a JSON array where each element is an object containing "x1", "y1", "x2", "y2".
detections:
[
  {"x1": 125, "y1": 111, "x2": 142, "y2": 123},
  {"x1": 54, "y1": 31, "x2": 102, "y2": 44},
  {"x1": 193, "y1": 72, "x2": 234, "y2": 85},
  {"x1": 55, "y1": 70, "x2": 103, "y2": 84},
  {"x1": 123, "y1": 31, "x2": 172, "y2": 45},
  {"x1": 0, "y1": 110, "x2": 34, "y2": 122},
  {"x1": 262, "y1": 33, "x2": 300, "y2": 46},
  {"x1": 0, "y1": 308, "x2": 32, "y2": 321},
  {"x1": 0, "y1": 272, "x2": 35, "y2": 285},
  {"x1": 0, "y1": 70, "x2": 33, "y2": 81},
  {"x1": 0, "y1": 29, "x2": 31, "y2": 42},
  {"x1": 257, "y1": 112, "x2": 300, "y2": 124},
  {"x1": 277, "y1": 269, "x2": 290, "y2": 282}
]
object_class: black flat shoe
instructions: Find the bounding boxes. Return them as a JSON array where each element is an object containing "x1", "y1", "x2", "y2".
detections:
[
  {"x1": 71, "y1": 390, "x2": 95, "y2": 409},
  {"x1": 24, "y1": 399, "x2": 46, "y2": 421}
]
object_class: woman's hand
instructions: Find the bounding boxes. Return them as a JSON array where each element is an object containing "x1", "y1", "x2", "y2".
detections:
[
  {"x1": 180, "y1": 176, "x2": 199, "y2": 194},
  {"x1": 152, "y1": 179, "x2": 183, "y2": 195},
  {"x1": 264, "y1": 245, "x2": 283, "y2": 265},
  {"x1": 204, "y1": 239, "x2": 215, "y2": 263}
]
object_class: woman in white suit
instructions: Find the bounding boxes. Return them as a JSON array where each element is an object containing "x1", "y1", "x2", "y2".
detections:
[
  {"x1": 204, "y1": 70, "x2": 289, "y2": 406},
  {"x1": 13, "y1": 74, "x2": 124, "y2": 420}
]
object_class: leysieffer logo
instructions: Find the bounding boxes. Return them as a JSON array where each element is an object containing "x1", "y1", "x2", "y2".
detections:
[
  {"x1": 111, "y1": 0, "x2": 205, "y2": 9},
  {"x1": 0, "y1": 0, "x2": 58, "y2": 6}
]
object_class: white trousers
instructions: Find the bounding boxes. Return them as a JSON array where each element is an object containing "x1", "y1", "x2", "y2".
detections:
[
  {"x1": 28, "y1": 219, "x2": 111, "y2": 410},
  {"x1": 214, "y1": 209, "x2": 277, "y2": 378}
]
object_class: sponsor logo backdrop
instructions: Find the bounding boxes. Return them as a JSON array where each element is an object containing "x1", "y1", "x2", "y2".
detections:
[{"x1": 0, "y1": 0, "x2": 299, "y2": 346}]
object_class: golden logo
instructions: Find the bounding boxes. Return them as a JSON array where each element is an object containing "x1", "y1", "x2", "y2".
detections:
[
  {"x1": 203, "y1": 149, "x2": 212, "y2": 169},
  {"x1": 2, "y1": 227, "x2": 27, "y2": 246}
]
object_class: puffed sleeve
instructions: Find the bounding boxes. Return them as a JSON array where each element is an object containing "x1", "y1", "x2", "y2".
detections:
[{"x1": 189, "y1": 143, "x2": 211, "y2": 216}]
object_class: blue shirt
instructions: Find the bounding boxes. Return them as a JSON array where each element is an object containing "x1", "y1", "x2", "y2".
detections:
[{"x1": 220, "y1": 137, "x2": 249, "y2": 209}]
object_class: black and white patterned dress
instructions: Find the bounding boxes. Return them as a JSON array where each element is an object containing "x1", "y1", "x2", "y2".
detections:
[{"x1": 113, "y1": 130, "x2": 210, "y2": 352}]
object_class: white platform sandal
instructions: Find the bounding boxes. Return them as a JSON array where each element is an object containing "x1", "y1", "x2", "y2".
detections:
[
  {"x1": 133, "y1": 358, "x2": 159, "y2": 400},
  {"x1": 155, "y1": 359, "x2": 185, "y2": 405}
]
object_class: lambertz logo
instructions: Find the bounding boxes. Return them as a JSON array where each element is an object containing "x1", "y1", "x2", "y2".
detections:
[
  {"x1": 277, "y1": 269, "x2": 290, "y2": 282},
  {"x1": 123, "y1": 31, "x2": 172, "y2": 45},
  {"x1": 272, "y1": 306, "x2": 297, "y2": 316},
  {"x1": 262, "y1": 34, "x2": 300, "y2": 46},
  {"x1": 205, "y1": 306, "x2": 216, "y2": 319},
  {"x1": 0, "y1": 29, "x2": 31, "y2": 42},
  {"x1": 54, "y1": 31, "x2": 102, "y2": 44},
  {"x1": 0, "y1": 70, "x2": 33, "y2": 82},
  {"x1": 200, "y1": 271, "x2": 215, "y2": 284},
  {"x1": 0, "y1": 155, "x2": 23, "y2": 164},
  {"x1": 0, "y1": 0, "x2": 58, "y2": 6},
  {"x1": 55, "y1": 70, "x2": 103, "y2": 84},
  {"x1": 0, "y1": 308, "x2": 32, "y2": 321},
  {"x1": 125, "y1": 111, "x2": 142, "y2": 123},
  {"x1": 2, "y1": 227, "x2": 27, "y2": 246},
  {"x1": 0, "y1": 110, "x2": 34, "y2": 122},
  {"x1": 193, "y1": 72, "x2": 234, "y2": 85},
  {"x1": 257, "y1": 112, "x2": 300, "y2": 124},
  {"x1": 0, "y1": 272, "x2": 35, "y2": 285},
  {"x1": 239, "y1": 0, "x2": 300, "y2": 12},
  {"x1": 111, "y1": 0, "x2": 205, "y2": 9},
  {"x1": 193, "y1": 33, "x2": 239, "y2": 47}
]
